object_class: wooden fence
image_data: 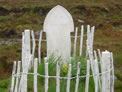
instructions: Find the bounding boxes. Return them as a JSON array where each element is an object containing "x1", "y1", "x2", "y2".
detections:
[
  {"x1": 10, "y1": 25, "x2": 114, "y2": 92},
  {"x1": 10, "y1": 50, "x2": 114, "y2": 92}
]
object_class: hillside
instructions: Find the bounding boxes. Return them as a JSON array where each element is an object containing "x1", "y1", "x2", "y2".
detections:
[{"x1": 0, "y1": 0, "x2": 122, "y2": 92}]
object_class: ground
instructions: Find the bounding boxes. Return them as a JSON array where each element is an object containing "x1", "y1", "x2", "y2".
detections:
[{"x1": 0, "y1": 0, "x2": 122, "y2": 92}]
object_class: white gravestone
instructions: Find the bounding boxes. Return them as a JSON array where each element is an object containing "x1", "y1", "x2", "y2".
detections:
[{"x1": 44, "y1": 5, "x2": 74, "y2": 62}]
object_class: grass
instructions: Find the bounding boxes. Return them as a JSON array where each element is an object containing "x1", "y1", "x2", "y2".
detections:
[
  {"x1": 0, "y1": 56, "x2": 95, "y2": 92},
  {"x1": 0, "y1": 78, "x2": 11, "y2": 92},
  {"x1": 26, "y1": 56, "x2": 95, "y2": 92},
  {"x1": 0, "y1": 44, "x2": 21, "y2": 79},
  {"x1": 0, "y1": 0, "x2": 121, "y2": 91},
  {"x1": 0, "y1": 0, "x2": 121, "y2": 37}
]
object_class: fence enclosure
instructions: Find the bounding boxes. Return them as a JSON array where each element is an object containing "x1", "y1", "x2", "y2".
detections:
[
  {"x1": 11, "y1": 50, "x2": 114, "y2": 92},
  {"x1": 10, "y1": 5, "x2": 114, "y2": 92}
]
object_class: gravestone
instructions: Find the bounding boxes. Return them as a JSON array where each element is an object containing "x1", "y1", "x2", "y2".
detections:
[{"x1": 44, "y1": 5, "x2": 74, "y2": 62}]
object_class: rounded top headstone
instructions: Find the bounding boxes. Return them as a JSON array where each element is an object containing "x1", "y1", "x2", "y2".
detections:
[{"x1": 43, "y1": 5, "x2": 74, "y2": 32}]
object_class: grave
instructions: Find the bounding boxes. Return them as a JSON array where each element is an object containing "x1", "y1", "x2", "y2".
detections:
[
  {"x1": 44, "y1": 5, "x2": 74, "y2": 62},
  {"x1": 10, "y1": 5, "x2": 114, "y2": 92}
]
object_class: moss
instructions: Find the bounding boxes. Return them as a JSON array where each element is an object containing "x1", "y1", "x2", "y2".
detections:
[
  {"x1": 0, "y1": 78, "x2": 10, "y2": 88},
  {"x1": 0, "y1": 44, "x2": 21, "y2": 66},
  {"x1": 0, "y1": 78, "x2": 11, "y2": 92},
  {"x1": 0, "y1": 16, "x2": 10, "y2": 21},
  {"x1": 115, "y1": 80, "x2": 122, "y2": 90},
  {"x1": 115, "y1": 71, "x2": 122, "y2": 81}
]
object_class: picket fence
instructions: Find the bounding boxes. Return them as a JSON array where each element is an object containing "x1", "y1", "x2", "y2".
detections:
[
  {"x1": 11, "y1": 50, "x2": 114, "y2": 92},
  {"x1": 10, "y1": 25, "x2": 114, "y2": 92}
]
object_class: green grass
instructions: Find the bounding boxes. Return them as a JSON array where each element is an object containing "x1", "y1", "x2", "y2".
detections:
[
  {"x1": 0, "y1": 0, "x2": 122, "y2": 91},
  {"x1": 0, "y1": 0, "x2": 121, "y2": 37},
  {"x1": 26, "y1": 56, "x2": 95, "y2": 92},
  {"x1": 0, "y1": 78, "x2": 11, "y2": 92},
  {"x1": 0, "y1": 56, "x2": 95, "y2": 92}
]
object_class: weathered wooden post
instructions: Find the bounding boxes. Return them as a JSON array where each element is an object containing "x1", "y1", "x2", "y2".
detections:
[
  {"x1": 101, "y1": 50, "x2": 111, "y2": 92},
  {"x1": 38, "y1": 31, "x2": 43, "y2": 64},
  {"x1": 10, "y1": 61, "x2": 16, "y2": 92},
  {"x1": 34, "y1": 58, "x2": 38, "y2": 92},
  {"x1": 80, "y1": 25, "x2": 84, "y2": 56},
  {"x1": 14, "y1": 61, "x2": 21, "y2": 92},
  {"x1": 31, "y1": 30, "x2": 36, "y2": 66},
  {"x1": 73, "y1": 27, "x2": 78, "y2": 57}
]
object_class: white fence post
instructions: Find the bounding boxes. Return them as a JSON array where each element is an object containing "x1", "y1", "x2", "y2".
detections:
[
  {"x1": 90, "y1": 26, "x2": 95, "y2": 53},
  {"x1": 110, "y1": 52, "x2": 114, "y2": 92},
  {"x1": 14, "y1": 61, "x2": 21, "y2": 92},
  {"x1": 85, "y1": 60, "x2": 90, "y2": 92},
  {"x1": 45, "y1": 63, "x2": 49, "y2": 92},
  {"x1": 101, "y1": 51, "x2": 111, "y2": 92},
  {"x1": 24, "y1": 30, "x2": 31, "y2": 59},
  {"x1": 10, "y1": 61, "x2": 16, "y2": 92},
  {"x1": 94, "y1": 50, "x2": 102, "y2": 91},
  {"x1": 75, "y1": 62, "x2": 80, "y2": 92},
  {"x1": 73, "y1": 27, "x2": 78, "y2": 57},
  {"x1": 66, "y1": 64, "x2": 72, "y2": 92},
  {"x1": 86, "y1": 25, "x2": 90, "y2": 57},
  {"x1": 31, "y1": 31, "x2": 36, "y2": 66},
  {"x1": 94, "y1": 60, "x2": 98, "y2": 92},
  {"x1": 88, "y1": 52, "x2": 95, "y2": 82},
  {"x1": 22, "y1": 57, "x2": 30, "y2": 92},
  {"x1": 21, "y1": 30, "x2": 31, "y2": 92},
  {"x1": 22, "y1": 32, "x2": 25, "y2": 69},
  {"x1": 56, "y1": 63, "x2": 60, "y2": 92},
  {"x1": 97, "y1": 49, "x2": 102, "y2": 92},
  {"x1": 94, "y1": 50, "x2": 98, "y2": 60},
  {"x1": 34, "y1": 58, "x2": 38, "y2": 92},
  {"x1": 80, "y1": 25, "x2": 84, "y2": 56},
  {"x1": 18, "y1": 77, "x2": 22, "y2": 92},
  {"x1": 38, "y1": 31, "x2": 43, "y2": 64},
  {"x1": 97, "y1": 49, "x2": 102, "y2": 61}
]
